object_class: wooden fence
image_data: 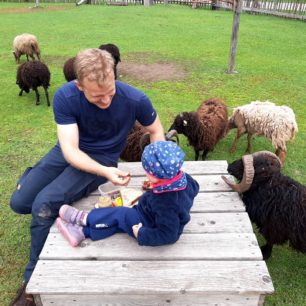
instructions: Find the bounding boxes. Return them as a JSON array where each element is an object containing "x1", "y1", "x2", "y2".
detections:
[{"x1": 1, "y1": 0, "x2": 305, "y2": 20}]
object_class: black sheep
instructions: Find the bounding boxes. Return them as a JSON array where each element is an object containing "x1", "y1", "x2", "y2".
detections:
[
  {"x1": 168, "y1": 98, "x2": 228, "y2": 161},
  {"x1": 63, "y1": 44, "x2": 121, "y2": 82},
  {"x1": 16, "y1": 61, "x2": 51, "y2": 106},
  {"x1": 98, "y1": 43, "x2": 121, "y2": 79},
  {"x1": 222, "y1": 151, "x2": 306, "y2": 260}
]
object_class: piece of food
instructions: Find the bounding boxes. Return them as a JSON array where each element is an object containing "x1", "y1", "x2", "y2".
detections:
[
  {"x1": 142, "y1": 180, "x2": 153, "y2": 190},
  {"x1": 120, "y1": 188, "x2": 143, "y2": 207},
  {"x1": 95, "y1": 195, "x2": 112, "y2": 208}
]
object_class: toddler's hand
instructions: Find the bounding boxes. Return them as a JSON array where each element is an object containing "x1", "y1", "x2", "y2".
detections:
[{"x1": 132, "y1": 223, "x2": 142, "y2": 238}]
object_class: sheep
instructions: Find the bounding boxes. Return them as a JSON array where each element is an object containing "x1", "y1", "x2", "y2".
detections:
[
  {"x1": 120, "y1": 122, "x2": 179, "y2": 162},
  {"x1": 13, "y1": 33, "x2": 41, "y2": 64},
  {"x1": 63, "y1": 57, "x2": 76, "y2": 82},
  {"x1": 16, "y1": 61, "x2": 51, "y2": 106},
  {"x1": 167, "y1": 98, "x2": 228, "y2": 161},
  {"x1": 63, "y1": 43, "x2": 121, "y2": 82},
  {"x1": 98, "y1": 43, "x2": 121, "y2": 79},
  {"x1": 228, "y1": 101, "x2": 298, "y2": 165},
  {"x1": 222, "y1": 151, "x2": 306, "y2": 260}
]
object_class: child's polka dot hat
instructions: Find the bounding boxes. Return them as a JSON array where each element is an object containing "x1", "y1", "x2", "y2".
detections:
[{"x1": 141, "y1": 141, "x2": 185, "y2": 179}]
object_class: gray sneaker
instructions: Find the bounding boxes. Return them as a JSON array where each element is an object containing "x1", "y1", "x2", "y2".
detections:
[{"x1": 56, "y1": 218, "x2": 85, "y2": 247}]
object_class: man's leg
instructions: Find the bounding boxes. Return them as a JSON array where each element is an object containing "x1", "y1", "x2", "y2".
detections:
[
  {"x1": 10, "y1": 145, "x2": 69, "y2": 214},
  {"x1": 24, "y1": 165, "x2": 108, "y2": 282}
]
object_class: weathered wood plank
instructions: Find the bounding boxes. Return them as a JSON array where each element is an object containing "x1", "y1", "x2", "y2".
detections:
[
  {"x1": 27, "y1": 260, "x2": 274, "y2": 295},
  {"x1": 49, "y1": 212, "x2": 253, "y2": 234},
  {"x1": 184, "y1": 212, "x2": 253, "y2": 233},
  {"x1": 118, "y1": 160, "x2": 228, "y2": 176},
  {"x1": 39, "y1": 293, "x2": 262, "y2": 306},
  {"x1": 40, "y1": 233, "x2": 261, "y2": 261},
  {"x1": 73, "y1": 191, "x2": 245, "y2": 213},
  {"x1": 91, "y1": 174, "x2": 234, "y2": 195}
]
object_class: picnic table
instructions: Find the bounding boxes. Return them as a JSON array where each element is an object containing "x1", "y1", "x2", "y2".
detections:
[{"x1": 26, "y1": 160, "x2": 274, "y2": 305}]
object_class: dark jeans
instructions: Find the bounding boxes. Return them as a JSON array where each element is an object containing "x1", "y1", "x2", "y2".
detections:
[{"x1": 10, "y1": 145, "x2": 114, "y2": 282}]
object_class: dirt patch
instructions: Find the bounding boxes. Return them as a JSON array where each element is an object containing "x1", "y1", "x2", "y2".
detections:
[
  {"x1": 0, "y1": 5, "x2": 70, "y2": 14},
  {"x1": 43, "y1": 55, "x2": 72, "y2": 67},
  {"x1": 118, "y1": 51, "x2": 188, "y2": 82},
  {"x1": 118, "y1": 62, "x2": 187, "y2": 82}
]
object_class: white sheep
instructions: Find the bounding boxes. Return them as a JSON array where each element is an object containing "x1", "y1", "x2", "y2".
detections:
[
  {"x1": 228, "y1": 101, "x2": 298, "y2": 164},
  {"x1": 13, "y1": 33, "x2": 41, "y2": 64}
]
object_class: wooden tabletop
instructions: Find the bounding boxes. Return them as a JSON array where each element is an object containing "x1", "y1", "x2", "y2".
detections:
[{"x1": 27, "y1": 161, "x2": 274, "y2": 306}]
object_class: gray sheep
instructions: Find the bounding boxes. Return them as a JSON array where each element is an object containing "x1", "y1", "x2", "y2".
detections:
[
  {"x1": 228, "y1": 101, "x2": 298, "y2": 165},
  {"x1": 16, "y1": 61, "x2": 51, "y2": 106},
  {"x1": 168, "y1": 98, "x2": 228, "y2": 160},
  {"x1": 13, "y1": 33, "x2": 41, "y2": 64}
]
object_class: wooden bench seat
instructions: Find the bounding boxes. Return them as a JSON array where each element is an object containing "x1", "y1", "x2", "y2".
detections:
[{"x1": 27, "y1": 160, "x2": 274, "y2": 305}]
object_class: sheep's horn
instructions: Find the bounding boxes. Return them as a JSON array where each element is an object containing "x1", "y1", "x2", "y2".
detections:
[
  {"x1": 139, "y1": 132, "x2": 150, "y2": 150},
  {"x1": 252, "y1": 150, "x2": 282, "y2": 168},
  {"x1": 222, "y1": 154, "x2": 255, "y2": 193},
  {"x1": 165, "y1": 129, "x2": 179, "y2": 145}
]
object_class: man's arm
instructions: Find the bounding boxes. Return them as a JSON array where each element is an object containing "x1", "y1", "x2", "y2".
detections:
[
  {"x1": 57, "y1": 123, "x2": 130, "y2": 185},
  {"x1": 144, "y1": 115, "x2": 165, "y2": 143}
]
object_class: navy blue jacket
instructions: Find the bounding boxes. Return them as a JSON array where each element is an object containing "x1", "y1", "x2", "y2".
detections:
[{"x1": 135, "y1": 173, "x2": 199, "y2": 246}]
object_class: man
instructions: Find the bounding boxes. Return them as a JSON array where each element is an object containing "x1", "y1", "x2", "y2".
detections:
[{"x1": 10, "y1": 48, "x2": 165, "y2": 305}]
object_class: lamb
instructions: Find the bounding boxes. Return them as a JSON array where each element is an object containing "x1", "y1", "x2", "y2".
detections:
[
  {"x1": 13, "y1": 33, "x2": 41, "y2": 64},
  {"x1": 222, "y1": 151, "x2": 306, "y2": 260},
  {"x1": 63, "y1": 43, "x2": 121, "y2": 82},
  {"x1": 228, "y1": 101, "x2": 298, "y2": 165},
  {"x1": 120, "y1": 122, "x2": 178, "y2": 162},
  {"x1": 16, "y1": 61, "x2": 51, "y2": 106},
  {"x1": 168, "y1": 98, "x2": 228, "y2": 161},
  {"x1": 63, "y1": 57, "x2": 76, "y2": 82}
]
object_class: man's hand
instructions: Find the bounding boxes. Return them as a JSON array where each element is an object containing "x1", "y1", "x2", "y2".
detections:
[
  {"x1": 105, "y1": 167, "x2": 131, "y2": 186},
  {"x1": 132, "y1": 223, "x2": 143, "y2": 238}
]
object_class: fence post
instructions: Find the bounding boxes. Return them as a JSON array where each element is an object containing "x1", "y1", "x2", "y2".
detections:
[
  {"x1": 144, "y1": 0, "x2": 153, "y2": 5},
  {"x1": 227, "y1": 0, "x2": 243, "y2": 74}
]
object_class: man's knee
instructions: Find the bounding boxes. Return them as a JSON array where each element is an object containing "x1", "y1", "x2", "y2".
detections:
[
  {"x1": 10, "y1": 191, "x2": 31, "y2": 214},
  {"x1": 32, "y1": 194, "x2": 62, "y2": 222}
]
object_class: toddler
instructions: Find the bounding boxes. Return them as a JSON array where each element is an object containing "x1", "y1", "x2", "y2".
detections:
[{"x1": 56, "y1": 141, "x2": 199, "y2": 246}]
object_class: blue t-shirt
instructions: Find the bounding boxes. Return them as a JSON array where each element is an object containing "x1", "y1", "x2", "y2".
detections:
[{"x1": 53, "y1": 80, "x2": 157, "y2": 163}]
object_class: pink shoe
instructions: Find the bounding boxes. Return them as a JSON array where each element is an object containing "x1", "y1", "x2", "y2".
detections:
[
  {"x1": 56, "y1": 218, "x2": 85, "y2": 247},
  {"x1": 59, "y1": 204, "x2": 88, "y2": 226}
]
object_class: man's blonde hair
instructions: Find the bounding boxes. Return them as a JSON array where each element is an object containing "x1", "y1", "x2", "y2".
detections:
[{"x1": 74, "y1": 48, "x2": 114, "y2": 85}]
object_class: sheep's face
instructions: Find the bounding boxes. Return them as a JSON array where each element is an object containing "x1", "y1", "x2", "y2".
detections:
[
  {"x1": 168, "y1": 112, "x2": 190, "y2": 134},
  {"x1": 228, "y1": 154, "x2": 282, "y2": 188},
  {"x1": 16, "y1": 80, "x2": 30, "y2": 93},
  {"x1": 227, "y1": 159, "x2": 244, "y2": 181}
]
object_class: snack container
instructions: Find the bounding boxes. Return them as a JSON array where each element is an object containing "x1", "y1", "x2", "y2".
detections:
[{"x1": 98, "y1": 183, "x2": 122, "y2": 207}]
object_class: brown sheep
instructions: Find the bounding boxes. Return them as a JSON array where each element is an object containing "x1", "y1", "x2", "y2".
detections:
[
  {"x1": 120, "y1": 122, "x2": 178, "y2": 162},
  {"x1": 168, "y1": 98, "x2": 228, "y2": 160},
  {"x1": 16, "y1": 61, "x2": 51, "y2": 106}
]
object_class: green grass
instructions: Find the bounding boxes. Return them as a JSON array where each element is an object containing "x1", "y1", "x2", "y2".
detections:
[{"x1": 0, "y1": 3, "x2": 306, "y2": 305}]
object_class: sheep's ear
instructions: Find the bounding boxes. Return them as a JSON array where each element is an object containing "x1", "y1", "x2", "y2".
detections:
[
  {"x1": 179, "y1": 113, "x2": 183, "y2": 118},
  {"x1": 183, "y1": 120, "x2": 188, "y2": 126}
]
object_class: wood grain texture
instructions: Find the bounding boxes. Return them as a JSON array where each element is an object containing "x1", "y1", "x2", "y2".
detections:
[{"x1": 40, "y1": 233, "x2": 261, "y2": 260}]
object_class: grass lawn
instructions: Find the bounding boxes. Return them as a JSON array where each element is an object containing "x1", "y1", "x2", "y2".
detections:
[{"x1": 0, "y1": 3, "x2": 305, "y2": 305}]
